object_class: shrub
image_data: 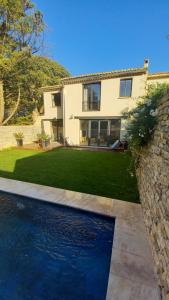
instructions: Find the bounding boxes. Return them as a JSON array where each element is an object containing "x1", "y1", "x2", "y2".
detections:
[
  {"x1": 126, "y1": 83, "x2": 169, "y2": 151},
  {"x1": 37, "y1": 133, "x2": 50, "y2": 141}
]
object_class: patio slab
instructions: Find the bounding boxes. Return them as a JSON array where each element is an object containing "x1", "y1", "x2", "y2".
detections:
[
  {"x1": 0, "y1": 177, "x2": 161, "y2": 300},
  {"x1": 106, "y1": 274, "x2": 161, "y2": 300}
]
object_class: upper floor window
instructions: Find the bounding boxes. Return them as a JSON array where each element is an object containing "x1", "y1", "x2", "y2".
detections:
[
  {"x1": 52, "y1": 93, "x2": 61, "y2": 107},
  {"x1": 120, "y1": 79, "x2": 132, "y2": 97},
  {"x1": 83, "y1": 83, "x2": 101, "y2": 111}
]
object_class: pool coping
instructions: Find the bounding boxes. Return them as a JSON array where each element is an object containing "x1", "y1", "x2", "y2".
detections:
[{"x1": 0, "y1": 177, "x2": 161, "y2": 300}]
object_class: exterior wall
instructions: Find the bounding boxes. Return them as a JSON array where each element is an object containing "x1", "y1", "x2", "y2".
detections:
[
  {"x1": 40, "y1": 90, "x2": 63, "y2": 140},
  {"x1": 43, "y1": 90, "x2": 63, "y2": 120},
  {"x1": 42, "y1": 72, "x2": 169, "y2": 146},
  {"x1": 64, "y1": 74, "x2": 147, "y2": 117},
  {"x1": 0, "y1": 125, "x2": 41, "y2": 150},
  {"x1": 63, "y1": 74, "x2": 147, "y2": 144},
  {"x1": 42, "y1": 120, "x2": 52, "y2": 137},
  {"x1": 136, "y1": 93, "x2": 169, "y2": 300},
  {"x1": 147, "y1": 77, "x2": 169, "y2": 86}
]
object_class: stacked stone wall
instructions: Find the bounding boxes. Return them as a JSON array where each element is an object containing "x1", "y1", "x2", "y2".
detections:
[{"x1": 137, "y1": 92, "x2": 169, "y2": 300}]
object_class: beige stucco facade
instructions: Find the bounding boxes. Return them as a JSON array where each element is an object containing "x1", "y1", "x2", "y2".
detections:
[
  {"x1": 43, "y1": 90, "x2": 63, "y2": 120},
  {"x1": 41, "y1": 61, "x2": 169, "y2": 146},
  {"x1": 63, "y1": 74, "x2": 147, "y2": 144}
]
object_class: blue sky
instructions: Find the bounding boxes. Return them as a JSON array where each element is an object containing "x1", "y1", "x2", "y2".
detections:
[{"x1": 35, "y1": 0, "x2": 169, "y2": 76}]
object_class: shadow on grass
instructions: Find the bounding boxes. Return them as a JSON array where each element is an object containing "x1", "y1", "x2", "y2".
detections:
[{"x1": 0, "y1": 149, "x2": 139, "y2": 203}]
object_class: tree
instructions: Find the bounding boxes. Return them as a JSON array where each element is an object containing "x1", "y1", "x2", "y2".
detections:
[
  {"x1": 0, "y1": 0, "x2": 44, "y2": 55},
  {"x1": 0, "y1": 0, "x2": 45, "y2": 124},
  {"x1": 4, "y1": 56, "x2": 70, "y2": 124},
  {"x1": 0, "y1": 80, "x2": 4, "y2": 123}
]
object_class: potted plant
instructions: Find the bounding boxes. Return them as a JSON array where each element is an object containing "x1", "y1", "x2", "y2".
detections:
[
  {"x1": 41, "y1": 134, "x2": 50, "y2": 149},
  {"x1": 37, "y1": 133, "x2": 42, "y2": 147},
  {"x1": 14, "y1": 132, "x2": 24, "y2": 147}
]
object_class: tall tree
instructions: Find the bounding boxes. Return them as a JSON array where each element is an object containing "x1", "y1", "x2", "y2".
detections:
[
  {"x1": 0, "y1": 0, "x2": 44, "y2": 55},
  {"x1": 0, "y1": 0, "x2": 44, "y2": 124},
  {"x1": 5, "y1": 56, "x2": 70, "y2": 125},
  {"x1": 0, "y1": 80, "x2": 4, "y2": 123}
]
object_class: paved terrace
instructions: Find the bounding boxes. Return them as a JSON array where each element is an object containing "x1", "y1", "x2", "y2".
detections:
[{"x1": 0, "y1": 177, "x2": 161, "y2": 300}]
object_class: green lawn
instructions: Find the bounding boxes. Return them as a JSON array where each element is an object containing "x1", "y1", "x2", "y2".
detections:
[{"x1": 0, "y1": 148, "x2": 139, "y2": 203}]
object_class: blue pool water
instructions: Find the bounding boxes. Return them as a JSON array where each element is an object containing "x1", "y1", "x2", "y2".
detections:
[{"x1": 0, "y1": 191, "x2": 115, "y2": 300}]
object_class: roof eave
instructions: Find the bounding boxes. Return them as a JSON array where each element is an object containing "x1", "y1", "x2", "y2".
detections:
[
  {"x1": 61, "y1": 68, "x2": 147, "y2": 85},
  {"x1": 148, "y1": 73, "x2": 169, "y2": 80},
  {"x1": 40, "y1": 84, "x2": 63, "y2": 92}
]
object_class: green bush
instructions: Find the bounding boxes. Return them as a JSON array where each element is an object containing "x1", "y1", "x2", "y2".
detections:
[
  {"x1": 10, "y1": 115, "x2": 33, "y2": 125},
  {"x1": 126, "y1": 83, "x2": 169, "y2": 150},
  {"x1": 37, "y1": 133, "x2": 50, "y2": 141}
]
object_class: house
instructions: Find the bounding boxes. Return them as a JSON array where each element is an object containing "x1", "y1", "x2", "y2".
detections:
[{"x1": 41, "y1": 60, "x2": 169, "y2": 147}]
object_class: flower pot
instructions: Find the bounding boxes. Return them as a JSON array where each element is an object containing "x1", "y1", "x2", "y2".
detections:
[
  {"x1": 42, "y1": 140, "x2": 49, "y2": 149},
  {"x1": 16, "y1": 139, "x2": 23, "y2": 147},
  {"x1": 38, "y1": 140, "x2": 42, "y2": 147}
]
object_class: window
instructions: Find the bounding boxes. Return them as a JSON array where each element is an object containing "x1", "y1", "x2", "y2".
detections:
[
  {"x1": 52, "y1": 93, "x2": 61, "y2": 107},
  {"x1": 120, "y1": 79, "x2": 132, "y2": 97},
  {"x1": 83, "y1": 83, "x2": 101, "y2": 111}
]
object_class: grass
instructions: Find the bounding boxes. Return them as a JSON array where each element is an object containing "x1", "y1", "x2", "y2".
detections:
[{"x1": 0, "y1": 148, "x2": 139, "y2": 203}]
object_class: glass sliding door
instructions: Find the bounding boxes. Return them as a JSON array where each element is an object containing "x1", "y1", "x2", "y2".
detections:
[
  {"x1": 52, "y1": 120, "x2": 63, "y2": 142},
  {"x1": 80, "y1": 119, "x2": 121, "y2": 147},
  {"x1": 99, "y1": 121, "x2": 109, "y2": 146},
  {"x1": 110, "y1": 119, "x2": 121, "y2": 140},
  {"x1": 107, "y1": 119, "x2": 121, "y2": 146},
  {"x1": 80, "y1": 120, "x2": 89, "y2": 145},
  {"x1": 90, "y1": 120, "x2": 99, "y2": 146}
]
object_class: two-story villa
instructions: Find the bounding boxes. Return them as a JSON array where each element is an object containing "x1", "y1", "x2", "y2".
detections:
[{"x1": 41, "y1": 60, "x2": 169, "y2": 147}]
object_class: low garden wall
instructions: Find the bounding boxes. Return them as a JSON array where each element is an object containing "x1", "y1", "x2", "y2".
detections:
[
  {"x1": 136, "y1": 92, "x2": 169, "y2": 300},
  {"x1": 0, "y1": 125, "x2": 41, "y2": 150}
]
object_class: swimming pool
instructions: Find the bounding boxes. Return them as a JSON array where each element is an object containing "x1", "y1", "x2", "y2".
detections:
[{"x1": 0, "y1": 191, "x2": 115, "y2": 300}]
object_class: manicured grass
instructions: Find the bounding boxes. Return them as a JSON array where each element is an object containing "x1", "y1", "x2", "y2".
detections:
[{"x1": 0, "y1": 148, "x2": 139, "y2": 203}]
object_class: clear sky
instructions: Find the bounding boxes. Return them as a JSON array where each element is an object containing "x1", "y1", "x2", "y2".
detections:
[{"x1": 35, "y1": 0, "x2": 169, "y2": 76}]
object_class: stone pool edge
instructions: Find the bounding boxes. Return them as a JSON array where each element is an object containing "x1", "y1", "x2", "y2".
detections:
[{"x1": 0, "y1": 177, "x2": 161, "y2": 300}]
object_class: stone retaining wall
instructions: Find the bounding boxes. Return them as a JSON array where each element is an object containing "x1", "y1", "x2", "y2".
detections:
[
  {"x1": 0, "y1": 125, "x2": 41, "y2": 149},
  {"x1": 136, "y1": 92, "x2": 169, "y2": 300}
]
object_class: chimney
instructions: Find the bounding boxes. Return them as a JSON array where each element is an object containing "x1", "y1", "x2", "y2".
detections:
[{"x1": 144, "y1": 59, "x2": 149, "y2": 69}]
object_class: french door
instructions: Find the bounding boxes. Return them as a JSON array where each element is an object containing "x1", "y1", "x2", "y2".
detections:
[
  {"x1": 80, "y1": 120, "x2": 109, "y2": 146},
  {"x1": 90, "y1": 120, "x2": 109, "y2": 146},
  {"x1": 100, "y1": 120, "x2": 109, "y2": 146},
  {"x1": 80, "y1": 119, "x2": 121, "y2": 146},
  {"x1": 90, "y1": 121, "x2": 99, "y2": 145}
]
